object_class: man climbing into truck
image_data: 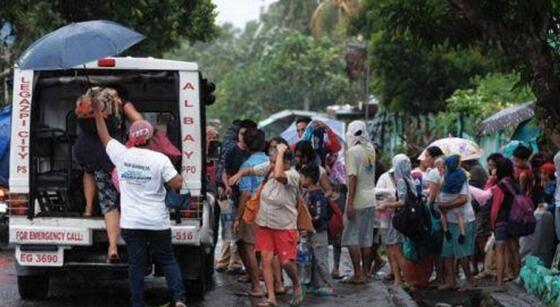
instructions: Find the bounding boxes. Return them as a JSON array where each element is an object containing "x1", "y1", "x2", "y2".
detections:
[{"x1": 93, "y1": 92, "x2": 187, "y2": 307}]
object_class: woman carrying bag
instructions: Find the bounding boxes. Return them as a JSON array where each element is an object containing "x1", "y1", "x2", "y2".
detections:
[{"x1": 229, "y1": 143, "x2": 308, "y2": 306}]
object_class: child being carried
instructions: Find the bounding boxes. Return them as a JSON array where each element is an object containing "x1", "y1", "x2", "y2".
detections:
[{"x1": 437, "y1": 155, "x2": 468, "y2": 244}]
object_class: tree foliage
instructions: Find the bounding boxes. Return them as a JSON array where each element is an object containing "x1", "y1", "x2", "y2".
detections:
[
  {"x1": 354, "y1": 0, "x2": 560, "y2": 130},
  {"x1": 350, "y1": 0, "x2": 498, "y2": 114},
  {"x1": 0, "y1": 0, "x2": 218, "y2": 76},
  {"x1": 436, "y1": 73, "x2": 535, "y2": 136},
  {"x1": 168, "y1": 6, "x2": 359, "y2": 127}
]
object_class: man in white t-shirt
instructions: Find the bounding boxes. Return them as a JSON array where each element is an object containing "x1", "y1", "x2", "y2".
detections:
[
  {"x1": 94, "y1": 106, "x2": 186, "y2": 307},
  {"x1": 341, "y1": 121, "x2": 376, "y2": 284}
]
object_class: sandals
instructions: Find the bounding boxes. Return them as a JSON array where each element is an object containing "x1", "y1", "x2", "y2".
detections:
[
  {"x1": 234, "y1": 290, "x2": 264, "y2": 298},
  {"x1": 331, "y1": 271, "x2": 342, "y2": 280},
  {"x1": 370, "y1": 259, "x2": 386, "y2": 275},
  {"x1": 274, "y1": 286, "x2": 291, "y2": 296},
  {"x1": 107, "y1": 253, "x2": 120, "y2": 263},
  {"x1": 309, "y1": 286, "x2": 334, "y2": 297},
  {"x1": 237, "y1": 275, "x2": 251, "y2": 283},
  {"x1": 340, "y1": 277, "x2": 366, "y2": 285},
  {"x1": 257, "y1": 300, "x2": 277, "y2": 307}
]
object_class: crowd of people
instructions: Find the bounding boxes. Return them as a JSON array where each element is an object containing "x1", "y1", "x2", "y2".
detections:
[{"x1": 210, "y1": 116, "x2": 560, "y2": 306}]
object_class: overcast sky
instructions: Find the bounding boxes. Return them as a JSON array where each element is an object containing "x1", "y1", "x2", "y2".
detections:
[{"x1": 212, "y1": 0, "x2": 278, "y2": 29}]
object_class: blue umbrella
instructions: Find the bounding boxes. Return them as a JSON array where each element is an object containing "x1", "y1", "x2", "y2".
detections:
[{"x1": 18, "y1": 20, "x2": 145, "y2": 70}]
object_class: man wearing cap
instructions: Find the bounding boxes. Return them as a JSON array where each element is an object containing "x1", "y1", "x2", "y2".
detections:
[{"x1": 93, "y1": 103, "x2": 186, "y2": 307}]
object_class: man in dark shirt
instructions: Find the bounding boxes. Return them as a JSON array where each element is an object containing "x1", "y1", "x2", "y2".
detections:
[
  {"x1": 462, "y1": 159, "x2": 488, "y2": 189},
  {"x1": 216, "y1": 120, "x2": 256, "y2": 276},
  {"x1": 223, "y1": 120, "x2": 257, "y2": 206}
]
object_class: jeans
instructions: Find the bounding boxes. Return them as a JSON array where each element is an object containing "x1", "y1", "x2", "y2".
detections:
[
  {"x1": 121, "y1": 229, "x2": 186, "y2": 307},
  {"x1": 310, "y1": 231, "x2": 332, "y2": 288}
]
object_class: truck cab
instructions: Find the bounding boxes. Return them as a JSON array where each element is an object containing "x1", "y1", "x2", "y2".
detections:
[{"x1": 8, "y1": 57, "x2": 216, "y2": 299}]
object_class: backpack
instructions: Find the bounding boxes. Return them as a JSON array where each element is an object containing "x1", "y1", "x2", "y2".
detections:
[
  {"x1": 392, "y1": 181, "x2": 432, "y2": 242},
  {"x1": 500, "y1": 180, "x2": 536, "y2": 237}
]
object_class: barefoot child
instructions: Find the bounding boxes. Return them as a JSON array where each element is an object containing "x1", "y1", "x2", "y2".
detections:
[{"x1": 300, "y1": 164, "x2": 335, "y2": 296}]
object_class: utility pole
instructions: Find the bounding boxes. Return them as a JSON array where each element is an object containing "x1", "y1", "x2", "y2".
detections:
[{"x1": 345, "y1": 42, "x2": 369, "y2": 120}]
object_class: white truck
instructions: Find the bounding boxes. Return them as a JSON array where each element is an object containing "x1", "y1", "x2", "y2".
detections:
[{"x1": 8, "y1": 57, "x2": 217, "y2": 299}]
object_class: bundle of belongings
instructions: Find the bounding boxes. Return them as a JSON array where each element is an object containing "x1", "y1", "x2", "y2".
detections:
[{"x1": 75, "y1": 87, "x2": 122, "y2": 121}]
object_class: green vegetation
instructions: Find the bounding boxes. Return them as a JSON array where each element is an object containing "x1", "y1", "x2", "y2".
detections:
[
  {"x1": 168, "y1": 1, "x2": 360, "y2": 126},
  {"x1": 0, "y1": 0, "x2": 218, "y2": 78},
  {"x1": 351, "y1": 0, "x2": 560, "y2": 130},
  {"x1": 436, "y1": 73, "x2": 535, "y2": 136}
]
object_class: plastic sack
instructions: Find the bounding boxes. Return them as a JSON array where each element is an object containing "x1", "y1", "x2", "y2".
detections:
[
  {"x1": 402, "y1": 253, "x2": 433, "y2": 289},
  {"x1": 0, "y1": 105, "x2": 11, "y2": 187},
  {"x1": 148, "y1": 130, "x2": 181, "y2": 163}
]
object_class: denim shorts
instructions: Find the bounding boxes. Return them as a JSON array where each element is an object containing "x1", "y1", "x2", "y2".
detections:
[{"x1": 494, "y1": 223, "x2": 509, "y2": 242}]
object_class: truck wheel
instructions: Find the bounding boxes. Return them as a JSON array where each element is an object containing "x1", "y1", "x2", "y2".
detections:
[
  {"x1": 17, "y1": 275, "x2": 49, "y2": 300},
  {"x1": 184, "y1": 247, "x2": 210, "y2": 299},
  {"x1": 184, "y1": 276, "x2": 205, "y2": 300}
]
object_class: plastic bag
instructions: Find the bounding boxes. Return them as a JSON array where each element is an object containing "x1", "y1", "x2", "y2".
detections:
[{"x1": 148, "y1": 130, "x2": 181, "y2": 163}]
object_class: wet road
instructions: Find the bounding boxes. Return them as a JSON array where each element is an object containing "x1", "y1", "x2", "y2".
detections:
[{"x1": 0, "y1": 249, "x2": 399, "y2": 307}]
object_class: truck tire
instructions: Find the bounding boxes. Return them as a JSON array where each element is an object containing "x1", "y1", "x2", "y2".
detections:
[
  {"x1": 184, "y1": 247, "x2": 207, "y2": 299},
  {"x1": 17, "y1": 275, "x2": 49, "y2": 300}
]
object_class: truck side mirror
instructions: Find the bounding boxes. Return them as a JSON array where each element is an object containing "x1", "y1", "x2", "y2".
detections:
[{"x1": 207, "y1": 140, "x2": 221, "y2": 161}]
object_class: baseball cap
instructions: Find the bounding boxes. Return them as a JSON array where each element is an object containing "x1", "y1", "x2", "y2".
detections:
[{"x1": 128, "y1": 120, "x2": 154, "y2": 146}]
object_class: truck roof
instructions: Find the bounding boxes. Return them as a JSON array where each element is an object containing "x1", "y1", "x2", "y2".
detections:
[{"x1": 15, "y1": 57, "x2": 198, "y2": 71}]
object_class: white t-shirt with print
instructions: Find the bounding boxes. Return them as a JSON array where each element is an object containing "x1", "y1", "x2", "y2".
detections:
[
  {"x1": 106, "y1": 139, "x2": 178, "y2": 230},
  {"x1": 345, "y1": 144, "x2": 376, "y2": 209}
]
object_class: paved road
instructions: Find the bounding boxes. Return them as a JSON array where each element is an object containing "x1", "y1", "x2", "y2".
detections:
[{"x1": 0, "y1": 249, "x2": 401, "y2": 307}]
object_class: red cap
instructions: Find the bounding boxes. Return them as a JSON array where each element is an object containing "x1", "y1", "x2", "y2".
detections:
[
  {"x1": 128, "y1": 120, "x2": 154, "y2": 147},
  {"x1": 540, "y1": 162, "x2": 556, "y2": 177}
]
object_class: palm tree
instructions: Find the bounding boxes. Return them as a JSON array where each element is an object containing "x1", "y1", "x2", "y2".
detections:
[{"x1": 310, "y1": 0, "x2": 360, "y2": 37}]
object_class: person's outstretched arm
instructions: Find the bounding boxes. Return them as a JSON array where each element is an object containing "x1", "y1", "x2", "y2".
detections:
[
  {"x1": 122, "y1": 100, "x2": 143, "y2": 123},
  {"x1": 94, "y1": 105, "x2": 112, "y2": 147}
]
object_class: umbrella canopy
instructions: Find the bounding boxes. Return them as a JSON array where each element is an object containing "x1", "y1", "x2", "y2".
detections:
[
  {"x1": 477, "y1": 101, "x2": 535, "y2": 135},
  {"x1": 18, "y1": 20, "x2": 145, "y2": 70},
  {"x1": 259, "y1": 110, "x2": 324, "y2": 130},
  {"x1": 281, "y1": 117, "x2": 345, "y2": 145},
  {"x1": 419, "y1": 137, "x2": 483, "y2": 161}
]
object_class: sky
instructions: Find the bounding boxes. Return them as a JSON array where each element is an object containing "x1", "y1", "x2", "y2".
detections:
[{"x1": 212, "y1": 0, "x2": 278, "y2": 29}]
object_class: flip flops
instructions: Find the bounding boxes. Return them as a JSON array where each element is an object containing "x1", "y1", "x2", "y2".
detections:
[
  {"x1": 340, "y1": 277, "x2": 366, "y2": 285},
  {"x1": 234, "y1": 290, "x2": 264, "y2": 298},
  {"x1": 256, "y1": 300, "x2": 277, "y2": 307}
]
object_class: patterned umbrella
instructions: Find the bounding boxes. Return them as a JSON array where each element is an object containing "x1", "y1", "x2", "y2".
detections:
[{"x1": 419, "y1": 137, "x2": 483, "y2": 161}]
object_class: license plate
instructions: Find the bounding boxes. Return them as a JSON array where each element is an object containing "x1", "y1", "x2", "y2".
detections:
[
  {"x1": 171, "y1": 227, "x2": 199, "y2": 245},
  {"x1": 15, "y1": 246, "x2": 64, "y2": 267}
]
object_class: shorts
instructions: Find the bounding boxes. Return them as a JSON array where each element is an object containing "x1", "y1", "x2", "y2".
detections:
[
  {"x1": 341, "y1": 206, "x2": 376, "y2": 248},
  {"x1": 255, "y1": 226, "x2": 298, "y2": 262},
  {"x1": 382, "y1": 221, "x2": 403, "y2": 246},
  {"x1": 95, "y1": 170, "x2": 119, "y2": 214},
  {"x1": 238, "y1": 220, "x2": 256, "y2": 245},
  {"x1": 494, "y1": 223, "x2": 509, "y2": 243}
]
